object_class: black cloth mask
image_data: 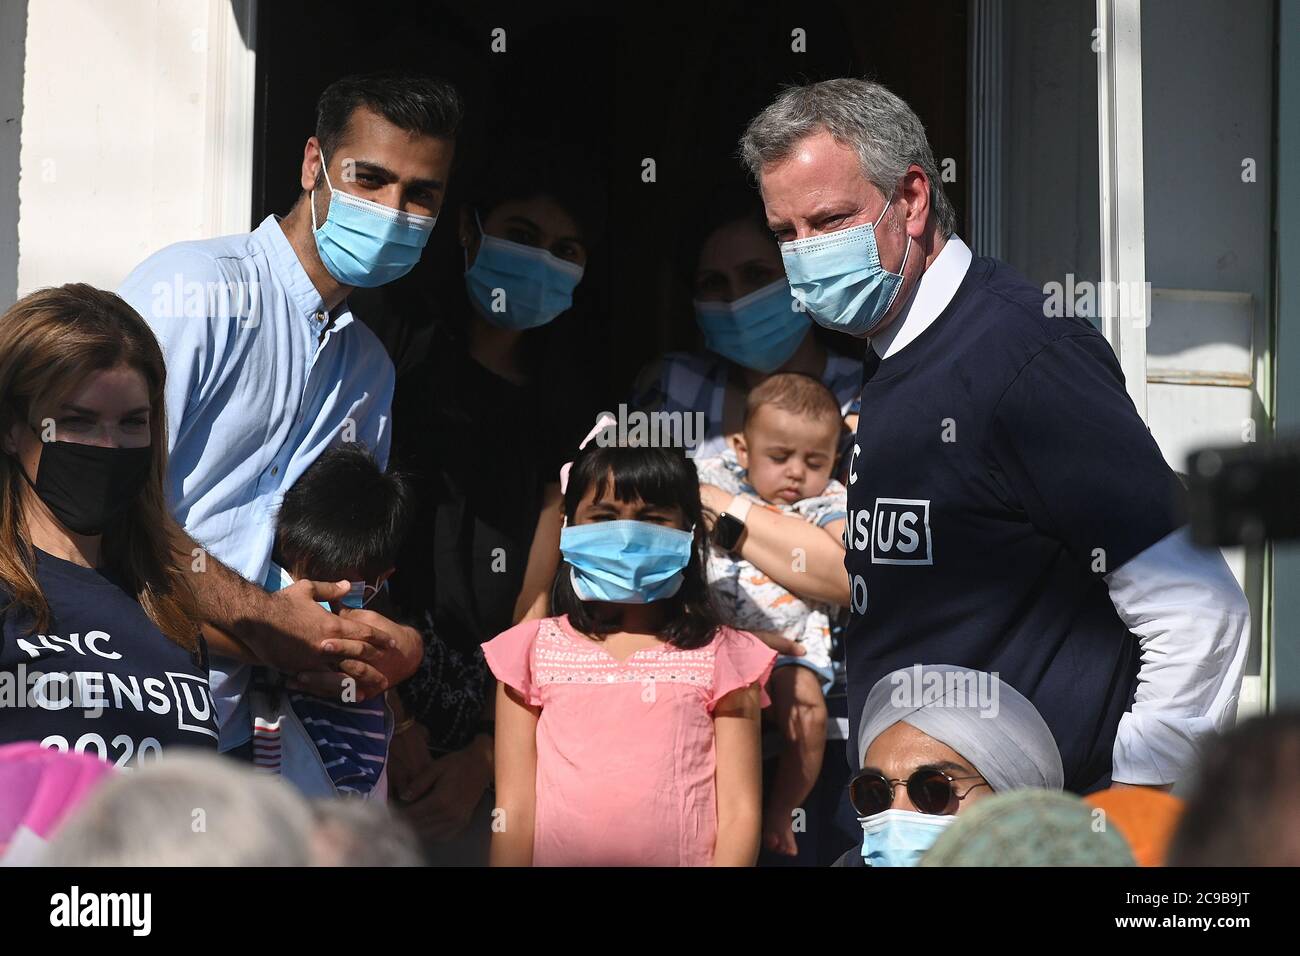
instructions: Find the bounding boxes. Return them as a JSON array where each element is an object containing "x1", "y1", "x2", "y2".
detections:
[{"x1": 19, "y1": 434, "x2": 152, "y2": 535}]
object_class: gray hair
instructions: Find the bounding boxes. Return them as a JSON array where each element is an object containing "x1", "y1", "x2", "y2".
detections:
[
  {"x1": 40, "y1": 751, "x2": 320, "y2": 866},
  {"x1": 308, "y1": 797, "x2": 425, "y2": 866},
  {"x1": 739, "y1": 78, "x2": 956, "y2": 236}
]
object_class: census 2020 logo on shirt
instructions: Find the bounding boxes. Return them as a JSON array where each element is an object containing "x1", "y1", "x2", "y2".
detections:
[
  {"x1": 843, "y1": 497, "x2": 934, "y2": 614},
  {"x1": 844, "y1": 446, "x2": 933, "y2": 567},
  {"x1": 870, "y1": 498, "x2": 933, "y2": 566},
  {"x1": 844, "y1": 497, "x2": 933, "y2": 566}
]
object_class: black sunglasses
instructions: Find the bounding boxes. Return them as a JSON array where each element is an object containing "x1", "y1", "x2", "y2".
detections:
[{"x1": 848, "y1": 768, "x2": 991, "y2": 817}]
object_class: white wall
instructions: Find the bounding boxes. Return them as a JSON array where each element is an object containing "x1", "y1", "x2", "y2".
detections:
[
  {"x1": 0, "y1": 0, "x2": 28, "y2": 309},
  {"x1": 16, "y1": 0, "x2": 254, "y2": 297}
]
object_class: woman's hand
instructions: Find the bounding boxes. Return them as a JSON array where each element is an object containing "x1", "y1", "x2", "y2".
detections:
[
  {"x1": 747, "y1": 629, "x2": 807, "y2": 659},
  {"x1": 393, "y1": 734, "x2": 494, "y2": 842},
  {"x1": 387, "y1": 715, "x2": 434, "y2": 798},
  {"x1": 699, "y1": 485, "x2": 851, "y2": 607}
]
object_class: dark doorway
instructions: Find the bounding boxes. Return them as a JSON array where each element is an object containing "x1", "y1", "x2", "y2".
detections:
[{"x1": 252, "y1": 0, "x2": 968, "y2": 412}]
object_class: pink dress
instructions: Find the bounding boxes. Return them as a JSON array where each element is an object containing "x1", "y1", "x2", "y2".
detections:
[{"x1": 483, "y1": 615, "x2": 776, "y2": 867}]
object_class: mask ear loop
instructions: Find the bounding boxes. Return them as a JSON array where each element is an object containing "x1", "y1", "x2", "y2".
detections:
[
  {"x1": 876, "y1": 193, "x2": 914, "y2": 319},
  {"x1": 310, "y1": 149, "x2": 335, "y2": 233},
  {"x1": 14, "y1": 421, "x2": 45, "y2": 490},
  {"x1": 463, "y1": 208, "x2": 486, "y2": 272}
]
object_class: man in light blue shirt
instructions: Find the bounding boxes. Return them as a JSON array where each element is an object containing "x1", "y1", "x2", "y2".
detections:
[{"x1": 116, "y1": 71, "x2": 463, "y2": 724}]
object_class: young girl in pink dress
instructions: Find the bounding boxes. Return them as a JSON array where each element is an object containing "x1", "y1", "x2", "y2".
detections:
[{"x1": 486, "y1": 441, "x2": 776, "y2": 866}]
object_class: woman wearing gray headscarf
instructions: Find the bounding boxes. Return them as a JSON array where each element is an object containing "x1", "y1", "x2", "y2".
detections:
[{"x1": 833, "y1": 663, "x2": 1063, "y2": 867}]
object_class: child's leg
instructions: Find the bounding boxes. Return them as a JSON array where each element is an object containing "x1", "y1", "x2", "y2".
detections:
[{"x1": 762, "y1": 664, "x2": 828, "y2": 857}]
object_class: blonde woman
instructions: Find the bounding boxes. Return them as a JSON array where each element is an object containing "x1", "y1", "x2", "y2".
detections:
[{"x1": 0, "y1": 284, "x2": 218, "y2": 762}]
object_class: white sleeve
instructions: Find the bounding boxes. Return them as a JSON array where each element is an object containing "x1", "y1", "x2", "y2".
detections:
[{"x1": 1105, "y1": 526, "x2": 1250, "y2": 786}]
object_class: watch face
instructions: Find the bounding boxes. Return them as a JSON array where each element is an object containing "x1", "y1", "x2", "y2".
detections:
[{"x1": 714, "y1": 513, "x2": 744, "y2": 551}]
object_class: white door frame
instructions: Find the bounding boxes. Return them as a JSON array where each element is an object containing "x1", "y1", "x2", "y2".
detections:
[
  {"x1": 1095, "y1": 0, "x2": 1149, "y2": 420},
  {"x1": 202, "y1": 0, "x2": 258, "y2": 237}
]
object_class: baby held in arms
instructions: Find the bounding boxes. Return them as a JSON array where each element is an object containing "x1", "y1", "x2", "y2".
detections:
[{"x1": 696, "y1": 372, "x2": 848, "y2": 857}]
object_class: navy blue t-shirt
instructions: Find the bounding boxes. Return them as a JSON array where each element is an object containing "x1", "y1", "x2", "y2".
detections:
[
  {"x1": 843, "y1": 256, "x2": 1182, "y2": 793},
  {"x1": 0, "y1": 548, "x2": 218, "y2": 766}
]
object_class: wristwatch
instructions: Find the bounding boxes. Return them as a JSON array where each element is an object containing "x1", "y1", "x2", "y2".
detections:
[{"x1": 713, "y1": 494, "x2": 753, "y2": 553}]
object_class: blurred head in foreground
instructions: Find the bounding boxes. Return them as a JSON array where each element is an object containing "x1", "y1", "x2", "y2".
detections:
[
  {"x1": 921, "y1": 790, "x2": 1136, "y2": 866},
  {"x1": 0, "y1": 742, "x2": 114, "y2": 864},
  {"x1": 40, "y1": 751, "x2": 423, "y2": 866},
  {"x1": 1168, "y1": 712, "x2": 1300, "y2": 867}
]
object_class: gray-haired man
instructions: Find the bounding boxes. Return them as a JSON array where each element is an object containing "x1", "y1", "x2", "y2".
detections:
[{"x1": 740, "y1": 78, "x2": 1249, "y2": 794}]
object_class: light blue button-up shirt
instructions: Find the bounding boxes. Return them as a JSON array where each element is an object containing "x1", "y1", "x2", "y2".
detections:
[
  {"x1": 118, "y1": 215, "x2": 397, "y2": 748},
  {"x1": 117, "y1": 214, "x2": 395, "y2": 584}
]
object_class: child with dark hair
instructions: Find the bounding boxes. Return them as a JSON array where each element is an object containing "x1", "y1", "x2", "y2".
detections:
[
  {"x1": 485, "y1": 436, "x2": 776, "y2": 866},
  {"x1": 249, "y1": 446, "x2": 413, "y2": 798}
]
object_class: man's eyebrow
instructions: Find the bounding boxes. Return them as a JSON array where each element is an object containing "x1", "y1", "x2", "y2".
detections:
[
  {"x1": 349, "y1": 159, "x2": 444, "y2": 192},
  {"x1": 805, "y1": 203, "x2": 859, "y2": 221},
  {"x1": 918, "y1": 761, "x2": 977, "y2": 776}
]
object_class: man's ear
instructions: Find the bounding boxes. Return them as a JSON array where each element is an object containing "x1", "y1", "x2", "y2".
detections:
[
  {"x1": 902, "y1": 164, "x2": 930, "y2": 236},
  {"x1": 301, "y1": 136, "x2": 324, "y2": 193}
]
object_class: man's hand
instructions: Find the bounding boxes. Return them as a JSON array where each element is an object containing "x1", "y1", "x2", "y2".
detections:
[
  {"x1": 393, "y1": 734, "x2": 494, "y2": 842},
  {"x1": 248, "y1": 579, "x2": 395, "y2": 674},
  {"x1": 184, "y1": 535, "x2": 405, "y2": 686},
  {"x1": 286, "y1": 604, "x2": 424, "y2": 701}
]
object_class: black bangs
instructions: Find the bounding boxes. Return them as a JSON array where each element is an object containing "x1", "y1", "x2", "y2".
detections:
[{"x1": 564, "y1": 443, "x2": 700, "y2": 518}]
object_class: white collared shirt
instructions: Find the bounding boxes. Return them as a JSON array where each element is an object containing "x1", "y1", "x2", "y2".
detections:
[
  {"x1": 869, "y1": 234, "x2": 973, "y2": 359},
  {"x1": 117, "y1": 214, "x2": 395, "y2": 585}
]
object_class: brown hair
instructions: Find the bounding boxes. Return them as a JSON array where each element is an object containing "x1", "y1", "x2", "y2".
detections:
[
  {"x1": 743, "y1": 372, "x2": 844, "y2": 434},
  {"x1": 0, "y1": 284, "x2": 201, "y2": 649}
]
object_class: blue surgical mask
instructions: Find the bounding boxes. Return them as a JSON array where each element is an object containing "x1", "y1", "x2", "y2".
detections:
[
  {"x1": 465, "y1": 212, "x2": 584, "y2": 330},
  {"x1": 780, "y1": 200, "x2": 912, "y2": 337},
  {"x1": 560, "y1": 519, "x2": 695, "y2": 604},
  {"x1": 694, "y1": 279, "x2": 811, "y2": 373},
  {"x1": 859, "y1": 809, "x2": 955, "y2": 867},
  {"x1": 266, "y1": 563, "x2": 330, "y2": 611},
  {"x1": 341, "y1": 579, "x2": 385, "y2": 610},
  {"x1": 266, "y1": 564, "x2": 383, "y2": 611},
  {"x1": 311, "y1": 151, "x2": 437, "y2": 288}
]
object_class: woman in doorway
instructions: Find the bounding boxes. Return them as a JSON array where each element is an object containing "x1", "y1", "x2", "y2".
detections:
[{"x1": 383, "y1": 143, "x2": 604, "y2": 862}]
